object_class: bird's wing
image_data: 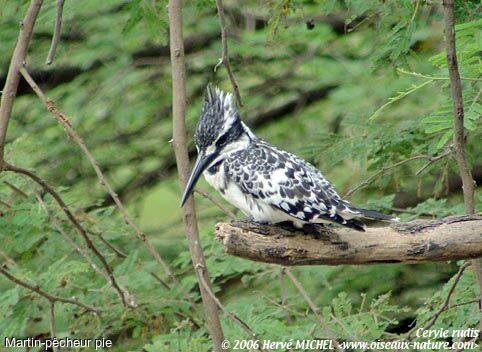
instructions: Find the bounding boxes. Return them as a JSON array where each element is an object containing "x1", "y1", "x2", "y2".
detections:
[{"x1": 224, "y1": 141, "x2": 360, "y2": 227}]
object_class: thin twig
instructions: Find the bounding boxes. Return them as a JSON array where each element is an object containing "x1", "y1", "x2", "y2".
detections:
[
  {"x1": 283, "y1": 268, "x2": 344, "y2": 352},
  {"x1": 194, "y1": 188, "x2": 236, "y2": 220},
  {"x1": 424, "y1": 262, "x2": 470, "y2": 330},
  {"x1": 34, "y1": 190, "x2": 112, "y2": 284},
  {"x1": 0, "y1": 265, "x2": 100, "y2": 313},
  {"x1": 329, "y1": 313, "x2": 359, "y2": 342},
  {"x1": 49, "y1": 302, "x2": 59, "y2": 352},
  {"x1": 415, "y1": 147, "x2": 453, "y2": 175},
  {"x1": 4, "y1": 162, "x2": 128, "y2": 307},
  {"x1": 453, "y1": 336, "x2": 479, "y2": 352},
  {"x1": 397, "y1": 68, "x2": 482, "y2": 82},
  {"x1": 0, "y1": 198, "x2": 12, "y2": 208},
  {"x1": 4, "y1": 180, "x2": 28, "y2": 198},
  {"x1": 46, "y1": 0, "x2": 65, "y2": 65},
  {"x1": 149, "y1": 272, "x2": 171, "y2": 290},
  {"x1": 344, "y1": 151, "x2": 452, "y2": 198},
  {"x1": 258, "y1": 291, "x2": 314, "y2": 322},
  {"x1": 408, "y1": 0, "x2": 420, "y2": 26},
  {"x1": 446, "y1": 299, "x2": 480, "y2": 310},
  {"x1": 0, "y1": 0, "x2": 43, "y2": 163},
  {"x1": 87, "y1": 229, "x2": 127, "y2": 258},
  {"x1": 195, "y1": 264, "x2": 261, "y2": 342},
  {"x1": 468, "y1": 88, "x2": 482, "y2": 114},
  {"x1": 214, "y1": 0, "x2": 243, "y2": 107},
  {"x1": 278, "y1": 267, "x2": 292, "y2": 324},
  {"x1": 18, "y1": 67, "x2": 184, "y2": 304},
  {"x1": 405, "y1": 262, "x2": 471, "y2": 340},
  {"x1": 0, "y1": 249, "x2": 17, "y2": 267}
]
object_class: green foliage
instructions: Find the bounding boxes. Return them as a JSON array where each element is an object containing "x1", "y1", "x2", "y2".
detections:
[{"x1": 0, "y1": 0, "x2": 480, "y2": 350}]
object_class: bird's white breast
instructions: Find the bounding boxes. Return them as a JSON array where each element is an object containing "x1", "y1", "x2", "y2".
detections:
[{"x1": 203, "y1": 166, "x2": 304, "y2": 227}]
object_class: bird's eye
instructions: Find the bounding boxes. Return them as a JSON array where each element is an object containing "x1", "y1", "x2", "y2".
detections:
[{"x1": 216, "y1": 133, "x2": 229, "y2": 147}]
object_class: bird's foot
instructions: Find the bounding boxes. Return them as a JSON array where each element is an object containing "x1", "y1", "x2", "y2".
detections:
[
  {"x1": 301, "y1": 223, "x2": 332, "y2": 239},
  {"x1": 276, "y1": 221, "x2": 300, "y2": 233},
  {"x1": 240, "y1": 215, "x2": 261, "y2": 224}
]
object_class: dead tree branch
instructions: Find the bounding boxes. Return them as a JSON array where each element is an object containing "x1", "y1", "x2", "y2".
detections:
[
  {"x1": 46, "y1": 0, "x2": 65, "y2": 65},
  {"x1": 168, "y1": 0, "x2": 225, "y2": 349},
  {"x1": 0, "y1": 0, "x2": 43, "y2": 163},
  {"x1": 214, "y1": 0, "x2": 243, "y2": 107},
  {"x1": 0, "y1": 265, "x2": 100, "y2": 313},
  {"x1": 216, "y1": 216, "x2": 482, "y2": 266}
]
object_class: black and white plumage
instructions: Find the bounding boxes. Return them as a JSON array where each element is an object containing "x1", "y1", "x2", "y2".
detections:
[{"x1": 181, "y1": 85, "x2": 398, "y2": 232}]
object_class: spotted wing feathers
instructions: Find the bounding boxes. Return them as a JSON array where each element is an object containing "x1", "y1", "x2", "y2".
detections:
[{"x1": 224, "y1": 140, "x2": 370, "y2": 231}]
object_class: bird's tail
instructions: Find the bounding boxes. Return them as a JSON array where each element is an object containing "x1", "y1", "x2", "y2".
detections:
[{"x1": 353, "y1": 207, "x2": 399, "y2": 222}]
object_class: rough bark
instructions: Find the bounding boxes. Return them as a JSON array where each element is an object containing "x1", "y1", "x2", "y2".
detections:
[
  {"x1": 215, "y1": 216, "x2": 482, "y2": 266},
  {"x1": 168, "y1": 0, "x2": 225, "y2": 349}
]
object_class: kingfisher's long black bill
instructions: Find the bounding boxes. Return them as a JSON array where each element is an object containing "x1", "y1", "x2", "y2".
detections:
[{"x1": 180, "y1": 151, "x2": 216, "y2": 207}]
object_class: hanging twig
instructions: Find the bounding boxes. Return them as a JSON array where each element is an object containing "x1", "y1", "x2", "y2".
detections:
[
  {"x1": 214, "y1": 0, "x2": 243, "y2": 107},
  {"x1": 0, "y1": 265, "x2": 100, "y2": 313},
  {"x1": 34, "y1": 190, "x2": 114, "y2": 285},
  {"x1": 168, "y1": 0, "x2": 225, "y2": 349},
  {"x1": 18, "y1": 66, "x2": 184, "y2": 303},
  {"x1": 278, "y1": 267, "x2": 292, "y2": 324},
  {"x1": 0, "y1": 0, "x2": 43, "y2": 163},
  {"x1": 259, "y1": 291, "x2": 315, "y2": 322},
  {"x1": 3, "y1": 162, "x2": 128, "y2": 307},
  {"x1": 49, "y1": 302, "x2": 59, "y2": 352},
  {"x1": 4, "y1": 180, "x2": 29, "y2": 198},
  {"x1": 0, "y1": 198, "x2": 12, "y2": 209},
  {"x1": 283, "y1": 268, "x2": 344, "y2": 352},
  {"x1": 46, "y1": 0, "x2": 65, "y2": 65},
  {"x1": 195, "y1": 264, "x2": 262, "y2": 344},
  {"x1": 405, "y1": 262, "x2": 471, "y2": 340},
  {"x1": 149, "y1": 272, "x2": 171, "y2": 290},
  {"x1": 86, "y1": 228, "x2": 127, "y2": 259},
  {"x1": 421, "y1": 262, "x2": 470, "y2": 330},
  {"x1": 194, "y1": 188, "x2": 236, "y2": 220},
  {"x1": 0, "y1": 249, "x2": 17, "y2": 267}
]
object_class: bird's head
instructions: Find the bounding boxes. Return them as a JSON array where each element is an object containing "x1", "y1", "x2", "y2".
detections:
[{"x1": 180, "y1": 84, "x2": 250, "y2": 207}]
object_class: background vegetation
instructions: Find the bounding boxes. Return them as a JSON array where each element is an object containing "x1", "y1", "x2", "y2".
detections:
[{"x1": 0, "y1": 0, "x2": 480, "y2": 350}]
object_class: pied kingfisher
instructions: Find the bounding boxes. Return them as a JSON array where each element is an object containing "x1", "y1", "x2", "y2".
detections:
[{"x1": 180, "y1": 85, "x2": 398, "y2": 231}]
